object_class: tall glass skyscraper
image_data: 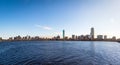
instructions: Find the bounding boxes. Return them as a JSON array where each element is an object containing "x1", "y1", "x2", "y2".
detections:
[
  {"x1": 90, "y1": 27, "x2": 94, "y2": 40},
  {"x1": 63, "y1": 30, "x2": 65, "y2": 40}
]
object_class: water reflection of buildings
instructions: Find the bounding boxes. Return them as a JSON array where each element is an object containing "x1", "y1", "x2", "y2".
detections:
[{"x1": 0, "y1": 27, "x2": 120, "y2": 42}]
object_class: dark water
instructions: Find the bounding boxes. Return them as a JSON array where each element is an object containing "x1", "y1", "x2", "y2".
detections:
[{"x1": 0, "y1": 41, "x2": 120, "y2": 65}]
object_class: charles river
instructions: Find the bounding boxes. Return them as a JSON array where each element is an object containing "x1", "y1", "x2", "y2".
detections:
[{"x1": 0, "y1": 41, "x2": 120, "y2": 65}]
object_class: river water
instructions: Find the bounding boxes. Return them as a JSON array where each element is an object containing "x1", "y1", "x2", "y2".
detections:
[{"x1": 0, "y1": 41, "x2": 120, "y2": 65}]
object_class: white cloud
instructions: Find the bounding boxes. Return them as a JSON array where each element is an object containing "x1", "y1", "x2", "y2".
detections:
[{"x1": 35, "y1": 24, "x2": 52, "y2": 30}]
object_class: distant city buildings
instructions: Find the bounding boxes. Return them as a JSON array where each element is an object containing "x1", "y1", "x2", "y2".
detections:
[
  {"x1": 97, "y1": 35, "x2": 103, "y2": 40},
  {"x1": 90, "y1": 27, "x2": 94, "y2": 40},
  {"x1": 104, "y1": 35, "x2": 107, "y2": 40},
  {"x1": 112, "y1": 36, "x2": 116, "y2": 41},
  {"x1": 53, "y1": 35, "x2": 60, "y2": 40},
  {"x1": 0, "y1": 37, "x2": 2, "y2": 42},
  {"x1": 63, "y1": 29, "x2": 65, "y2": 40},
  {"x1": 0, "y1": 27, "x2": 119, "y2": 42},
  {"x1": 72, "y1": 35, "x2": 75, "y2": 40}
]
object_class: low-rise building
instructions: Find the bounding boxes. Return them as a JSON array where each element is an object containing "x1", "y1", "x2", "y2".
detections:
[
  {"x1": 72, "y1": 35, "x2": 76, "y2": 40},
  {"x1": 104, "y1": 35, "x2": 107, "y2": 40},
  {"x1": 97, "y1": 35, "x2": 103, "y2": 40},
  {"x1": 112, "y1": 36, "x2": 116, "y2": 41},
  {"x1": 0, "y1": 37, "x2": 2, "y2": 42}
]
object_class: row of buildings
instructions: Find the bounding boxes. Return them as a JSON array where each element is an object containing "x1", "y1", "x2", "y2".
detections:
[
  {"x1": 0, "y1": 27, "x2": 119, "y2": 42},
  {"x1": 61, "y1": 27, "x2": 117, "y2": 41}
]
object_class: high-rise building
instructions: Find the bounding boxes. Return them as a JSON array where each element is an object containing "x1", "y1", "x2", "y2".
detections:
[
  {"x1": 63, "y1": 30, "x2": 65, "y2": 39},
  {"x1": 90, "y1": 27, "x2": 94, "y2": 40}
]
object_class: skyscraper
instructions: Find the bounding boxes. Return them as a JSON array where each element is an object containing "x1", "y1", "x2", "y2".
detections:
[
  {"x1": 63, "y1": 30, "x2": 65, "y2": 40},
  {"x1": 90, "y1": 27, "x2": 94, "y2": 40}
]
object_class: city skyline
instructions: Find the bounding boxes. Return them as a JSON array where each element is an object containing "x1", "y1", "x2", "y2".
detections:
[
  {"x1": 1, "y1": 0, "x2": 120, "y2": 39},
  {"x1": 0, "y1": 27, "x2": 119, "y2": 40},
  {"x1": 0, "y1": 27, "x2": 119, "y2": 42}
]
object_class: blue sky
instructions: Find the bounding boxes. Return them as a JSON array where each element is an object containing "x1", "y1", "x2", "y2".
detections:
[{"x1": 0, "y1": 0, "x2": 120, "y2": 39}]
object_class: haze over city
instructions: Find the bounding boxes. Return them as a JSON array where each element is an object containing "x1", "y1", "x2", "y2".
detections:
[{"x1": 0, "y1": 0, "x2": 120, "y2": 39}]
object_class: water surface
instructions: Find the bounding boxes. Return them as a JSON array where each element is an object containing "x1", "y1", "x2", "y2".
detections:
[{"x1": 0, "y1": 41, "x2": 120, "y2": 65}]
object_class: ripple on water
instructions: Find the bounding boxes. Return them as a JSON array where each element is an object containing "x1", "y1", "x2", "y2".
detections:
[{"x1": 0, "y1": 41, "x2": 120, "y2": 65}]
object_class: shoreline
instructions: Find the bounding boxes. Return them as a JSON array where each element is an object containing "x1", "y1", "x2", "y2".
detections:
[{"x1": 0, "y1": 40, "x2": 119, "y2": 43}]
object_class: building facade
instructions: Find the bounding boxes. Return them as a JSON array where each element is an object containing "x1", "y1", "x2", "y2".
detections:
[
  {"x1": 63, "y1": 30, "x2": 65, "y2": 40},
  {"x1": 90, "y1": 27, "x2": 94, "y2": 40},
  {"x1": 97, "y1": 35, "x2": 103, "y2": 40}
]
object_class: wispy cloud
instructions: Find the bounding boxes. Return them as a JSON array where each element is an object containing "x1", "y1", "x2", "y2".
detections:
[{"x1": 35, "y1": 24, "x2": 52, "y2": 30}]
